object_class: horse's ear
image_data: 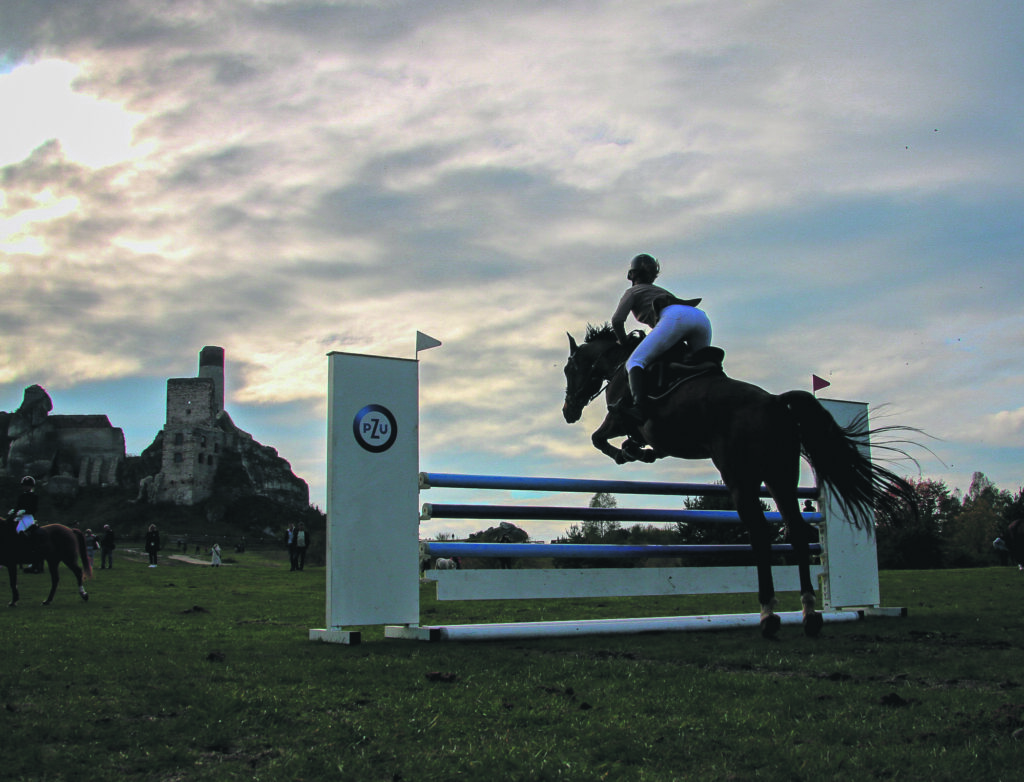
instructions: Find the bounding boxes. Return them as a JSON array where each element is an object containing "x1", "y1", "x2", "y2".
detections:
[{"x1": 567, "y1": 333, "x2": 578, "y2": 353}]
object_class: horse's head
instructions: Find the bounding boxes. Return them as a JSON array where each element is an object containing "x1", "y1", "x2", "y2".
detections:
[{"x1": 562, "y1": 325, "x2": 620, "y2": 423}]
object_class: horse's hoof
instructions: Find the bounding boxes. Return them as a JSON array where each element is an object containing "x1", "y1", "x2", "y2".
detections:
[
  {"x1": 803, "y1": 612, "x2": 824, "y2": 638},
  {"x1": 81, "y1": 593, "x2": 89, "y2": 602},
  {"x1": 7, "y1": 602, "x2": 16, "y2": 608},
  {"x1": 42, "y1": 600, "x2": 52, "y2": 606},
  {"x1": 760, "y1": 614, "x2": 781, "y2": 639}
]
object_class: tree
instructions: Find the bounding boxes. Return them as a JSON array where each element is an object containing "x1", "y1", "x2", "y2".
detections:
[
  {"x1": 943, "y1": 472, "x2": 1010, "y2": 567},
  {"x1": 875, "y1": 478, "x2": 957, "y2": 569},
  {"x1": 585, "y1": 491, "x2": 620, "y2": 539},
  {"x1": 675, "y1": 485, "x2": 774, "y2": 546},
  {"x1": 1001, "y1": 487, "x2": 1024, "y2": 529}
]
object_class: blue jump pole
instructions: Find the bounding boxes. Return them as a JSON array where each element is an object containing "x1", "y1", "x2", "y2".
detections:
[
  {"x1": 419, "y1": 472, "x2": 819, "y2": 499},
  {"x1": 423, "y1": 542, "x2": 822, "y2": 559},
  {"x1": 421, "y1": 503, "x2": 824, "y2": 524}
]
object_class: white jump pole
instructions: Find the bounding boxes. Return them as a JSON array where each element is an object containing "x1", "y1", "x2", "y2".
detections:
[{"x1": 429, "y1": 611, "x2": 861, "y2": 642}]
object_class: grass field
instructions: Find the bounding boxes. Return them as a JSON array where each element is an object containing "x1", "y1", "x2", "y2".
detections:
[{"x1": 2, "y1": 546, "x2": 1023, "y2": 781}]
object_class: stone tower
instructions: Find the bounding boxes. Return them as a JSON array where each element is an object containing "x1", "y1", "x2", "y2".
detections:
[
  {"x1": 151, "y1": 346, "x2": 231, "y2": 505},
  {"x1": 198, "y1": 346, "x2": 225, "y2": 413}
]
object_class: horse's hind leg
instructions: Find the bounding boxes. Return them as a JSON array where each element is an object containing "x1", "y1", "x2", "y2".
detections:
[
  {"x1": 771, "y1": 485, "x2": 822, "y2": 637},
  {"x1": 71, "y1": 562, "x2": 88, "y2": 601},
  {"x1": 730, "y1": 487, "x2": 781, "y2": 638}
]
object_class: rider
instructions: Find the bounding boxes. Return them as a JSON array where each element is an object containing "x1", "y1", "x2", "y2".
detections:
[
  {"x1": 611, "y1": 253, "x2": 712, "y2": 422},
  {"x1": 11, "y1": 475, "x2": 44, "y2": 573}
]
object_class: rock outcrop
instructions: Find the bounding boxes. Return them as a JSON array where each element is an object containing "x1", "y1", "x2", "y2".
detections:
[{"x1": 0, "y1": 385, "x2": 126, "y2": 493}]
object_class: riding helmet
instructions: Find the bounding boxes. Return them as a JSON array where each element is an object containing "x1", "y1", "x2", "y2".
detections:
[
  {"x1": 628, "y1": 253, "x2": 660, "y2": 283},
  {"x1": 20, "y1": 475, "x2": 36, "y2": 488}
]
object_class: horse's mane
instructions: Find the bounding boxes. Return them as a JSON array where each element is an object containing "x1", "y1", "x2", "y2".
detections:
[
  {"x1": 584, "y1": 323, "x2": 643, "y2": 350},
  {"x1": 584, "y1": 323, "x2": 617, "y2": 343}
]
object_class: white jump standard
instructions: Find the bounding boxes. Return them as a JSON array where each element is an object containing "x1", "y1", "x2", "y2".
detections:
[{"x1": 310, "y1": 348, "x2": 898, "y2": 645}]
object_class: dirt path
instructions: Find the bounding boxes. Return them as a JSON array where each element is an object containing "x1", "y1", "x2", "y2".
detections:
[{"x1": 168, "y1": 554, "x2": 220, "y2": 566}]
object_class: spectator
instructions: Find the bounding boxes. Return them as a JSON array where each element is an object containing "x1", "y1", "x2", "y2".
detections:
[
  {"x1": 498, "y1": 534, "x2": 514, "y2": 570},
  {"x1": 100, "y1": 525, "x2": 116, "y2": 570},
  {"x1": 210, "y1": 542, "x2": 222, "y2": 567},
  {"x1": 285, "y1": 523, "x2": 298, "y2": 571},
  {"x1": 83, "y1": 528, "x2": 98, "y2": 569},
  {"x1": 144, "y1": 524, "x2": 161, "y2": 568},
  {"x1": 295, "y1": 523, "x2": 310, "y2": 571}
]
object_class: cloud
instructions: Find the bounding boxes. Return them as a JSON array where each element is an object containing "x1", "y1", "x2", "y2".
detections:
[{"x1": 2, "y1": 0, "x2": 1023, "y2": 516}]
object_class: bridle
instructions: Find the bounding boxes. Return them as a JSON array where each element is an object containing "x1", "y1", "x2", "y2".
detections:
[{"x1": 564, "y1": 342, "x2": 626, "y2": 411}]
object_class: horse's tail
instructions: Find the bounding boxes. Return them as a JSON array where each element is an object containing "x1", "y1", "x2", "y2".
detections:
[
  {"x1": 781, "y1": 390, "x2": 918, "y2": 530},
  {"x1": 73, "y1": 527, "x2": 93, "y2": 580}
]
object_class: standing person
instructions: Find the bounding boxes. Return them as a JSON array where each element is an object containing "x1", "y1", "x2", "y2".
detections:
[
  {"x1": 100, "y1": 524, "x2": 116, "y2": 569},
  {"x1": 285, "y1": 523, "x2": 298, "y2": 571},
  {"x1": 210, "y1": 542, "x2": 222, "y2": 567},
  {"x1": 498, "y1": 534, "x2": 514, "y2": 570},
  {"x1": 610, "y1": 253, "x2": 709, "y2": 423},
  {"x1": 10, "y1": 476, "x2": 44, "y2": 573},
  {"x1": 83, "y1": 528, "x2": 99, "y2": 570},
  {"x1": 294, "y1": 523, "x2": 309, "y2": 571},
  {"x1": 144, "y1": 524, "x2": 161, "y2": 567}
]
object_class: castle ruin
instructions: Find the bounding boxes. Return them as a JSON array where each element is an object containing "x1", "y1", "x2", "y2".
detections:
[{"x1": 143, "y1": 346, "x2": 309, "y2": 508}]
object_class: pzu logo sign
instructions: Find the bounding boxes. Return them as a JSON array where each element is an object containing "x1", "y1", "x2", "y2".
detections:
[{"x1": 353, "y1": 404, "x2": 398, "y2": 453}]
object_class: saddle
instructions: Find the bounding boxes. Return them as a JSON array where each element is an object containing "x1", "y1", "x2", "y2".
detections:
[
  {"x1": 9, "y1": 527, "x2": 45, "y2": 568},
  {"x1": 647, "y1": 345, "x2": 726, "y2": 400}
]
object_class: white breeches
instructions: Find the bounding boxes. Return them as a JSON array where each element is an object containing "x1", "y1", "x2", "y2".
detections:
[{"x1": 626, "y1": 305, "x2": 712, "y2": 372}]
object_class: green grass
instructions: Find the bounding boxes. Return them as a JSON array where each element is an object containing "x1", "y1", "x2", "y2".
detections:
[{"x1": 2, "y1": 549, "x2": 1024, "y2": 781}]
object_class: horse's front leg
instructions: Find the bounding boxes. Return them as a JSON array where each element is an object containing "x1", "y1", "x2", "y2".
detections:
[
  {"x1": 621, "y1": 437, "x2": 663, "y2": 463},
  {"x1": 591, "y1": 414, "x2": 636, "y2": 463},
  {"x1": 7, "y1": 564, "x2": 18, "y2": 607},
  {"x1": 42, "y1": 561, "x2": 59, "y2": 606}
]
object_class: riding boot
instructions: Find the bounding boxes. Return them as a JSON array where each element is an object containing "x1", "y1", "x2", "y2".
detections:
[{"x1": 620, "y1": 367, "x2": 650, "y2": 423}]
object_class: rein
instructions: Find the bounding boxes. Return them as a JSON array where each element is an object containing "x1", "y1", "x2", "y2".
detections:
[{"x1": 566, "y1": 343, "x2": 627, "y2": 410}]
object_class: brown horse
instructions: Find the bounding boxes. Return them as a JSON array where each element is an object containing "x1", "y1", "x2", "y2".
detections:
[
  {"x1": 1, "y1": 519, "x2": 92, "y2": 607},
  {"x1": 562, "y1": 324, "x2": 916, "y2": 638}
]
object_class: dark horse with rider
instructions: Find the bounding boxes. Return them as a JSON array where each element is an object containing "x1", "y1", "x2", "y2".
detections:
[
  {"x1": 1, "y1": 475, "x2": 91, "y2": 606},
  {"x1": 563, "y1": 254, "x2": 917, "y2": 638}
]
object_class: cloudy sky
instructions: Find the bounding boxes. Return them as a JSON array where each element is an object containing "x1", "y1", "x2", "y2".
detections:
[{"x1": 2, "y1": 1, "x2": 1022, "y2": 539}]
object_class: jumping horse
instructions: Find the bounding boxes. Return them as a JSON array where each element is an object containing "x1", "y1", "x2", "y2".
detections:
[
  {"x1": 562, "y1": 324, "x2": 916, "y2": 638},
  {"x1": 1, "y1": 518, "x2": 92, "y2": 607}
]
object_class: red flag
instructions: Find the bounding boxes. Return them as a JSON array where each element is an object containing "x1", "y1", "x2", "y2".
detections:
[{"x1": 812, "y1": 374, "x2": 831, "y2": 392}]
